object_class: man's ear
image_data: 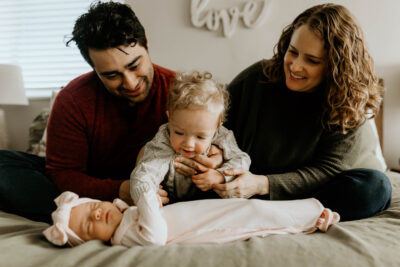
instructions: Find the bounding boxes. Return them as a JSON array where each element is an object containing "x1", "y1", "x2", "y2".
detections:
[{"x1": 166, "y1": 111, "x2": 169, "y2": 120}]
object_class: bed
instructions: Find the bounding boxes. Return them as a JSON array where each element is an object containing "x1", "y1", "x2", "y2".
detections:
[{"x1": 0, "y1": 170, "x2": 399, "y2": 267}]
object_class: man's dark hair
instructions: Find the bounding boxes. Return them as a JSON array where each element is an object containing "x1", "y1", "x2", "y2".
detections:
[{"x1": 67, "y1": 1, "x2": 147, "y2": 66}]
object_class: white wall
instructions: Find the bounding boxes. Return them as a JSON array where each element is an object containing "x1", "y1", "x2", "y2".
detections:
[
  {"x1": 128, "y1": 0, "x2": 400, "y2": 169},
  {"x1": 3, "y1": 0, "x2": 400, "y2": 169}
]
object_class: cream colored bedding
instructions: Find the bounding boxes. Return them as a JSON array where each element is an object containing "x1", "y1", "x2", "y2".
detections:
[{"x1": 1, "y1": 171, "x2": 399, "y2": 267}]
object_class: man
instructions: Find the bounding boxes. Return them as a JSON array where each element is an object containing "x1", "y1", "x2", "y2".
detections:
[
  {"x1": 0, "y1": 2, "x2": 169, "y2": 222},
  {"x1": 0, "y1": 2, "x2": 218, "y2": 223},
  {"x1": 45, "y1": 1, "x2": 175, "y2": 207}
]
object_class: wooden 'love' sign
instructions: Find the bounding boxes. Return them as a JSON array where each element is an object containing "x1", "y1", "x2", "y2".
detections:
[{"x1": 191, "y1": 0, "x2": 269, "y2": 37}]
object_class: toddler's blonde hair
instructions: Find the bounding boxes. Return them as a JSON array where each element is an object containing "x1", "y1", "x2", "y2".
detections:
[{"x1": 167, "y1": 71, "x2": 229, "y2": 124}]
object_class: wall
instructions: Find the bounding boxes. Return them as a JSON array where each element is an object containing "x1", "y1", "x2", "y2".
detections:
[{"x1": 3, "y1": 0, "x2": 400, "y2": 168}]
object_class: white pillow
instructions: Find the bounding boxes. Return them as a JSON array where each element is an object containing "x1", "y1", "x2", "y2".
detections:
[
  {"x1": 351, "y1": 118, "x2": 387, "y2": 172},
  {"x1": 368, "y1": 118, "x2": 387, "y2": 171}
]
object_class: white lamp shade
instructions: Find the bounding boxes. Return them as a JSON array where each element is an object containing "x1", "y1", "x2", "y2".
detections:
[{"x1": 0, "y1": 64, "x2": 28, "y2": 105}]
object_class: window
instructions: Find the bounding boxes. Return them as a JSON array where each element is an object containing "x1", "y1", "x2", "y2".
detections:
[{"x1": 0, "y1": 0, "x2": 120, "y2": 98}]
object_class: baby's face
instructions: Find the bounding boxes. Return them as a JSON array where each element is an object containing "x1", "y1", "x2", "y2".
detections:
[
  {"x1": 69, "y1": 201, "x2": 123, "y2": 242},
  {"x1": 169, "y1": 108, "x2": 220, "y2": 158}
]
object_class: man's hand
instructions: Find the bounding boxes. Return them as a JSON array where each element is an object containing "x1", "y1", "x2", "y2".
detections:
[
  {"x1": 192, "y1": 169, "x2": 225, "y2": 191},
  {"x1": 195, "y1": 145, "x2": 224, "y2": 169},
  {"x1": 119, "y1": 180, "x2": 133, "y2": 205},
  {"x1": 158, "y1": 185, "x2": 169, "y2": 205},
  {"x1": 174, "y1": 157, "x2": 208, "y2": 176},
  {"x1": 174, "y1": 145, "x2": 223, "y2": 176},
  {"x1": 212, "y1": 168, "x2": 269, "y2": 199}
]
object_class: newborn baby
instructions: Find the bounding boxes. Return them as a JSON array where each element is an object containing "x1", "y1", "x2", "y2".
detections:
[{"x1": 43, "y1": 189, "x2": 339, "y2": 247}]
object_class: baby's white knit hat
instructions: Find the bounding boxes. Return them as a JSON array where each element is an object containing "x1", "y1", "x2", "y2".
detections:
[{"x1": 43, "y1": 191, "x2": 100, "y2": 247}]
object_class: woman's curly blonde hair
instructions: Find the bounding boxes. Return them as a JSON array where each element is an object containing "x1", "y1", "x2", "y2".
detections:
[
  {"x1": 167, "y1": 71, "x2": 229, "y2": 124},
  {"x1": 263, "y1": 3, "x2": 383, "y2": 133}
]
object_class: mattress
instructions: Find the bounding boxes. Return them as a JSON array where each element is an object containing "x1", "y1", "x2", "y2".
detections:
[{"x1": 1, "y1": 171, "x2": 399, "y2": 267}]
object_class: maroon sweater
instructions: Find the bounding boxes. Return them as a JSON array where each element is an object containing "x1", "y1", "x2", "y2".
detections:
[{"x1": 46, "y1": 64, "x2": 175, "y2": 201}]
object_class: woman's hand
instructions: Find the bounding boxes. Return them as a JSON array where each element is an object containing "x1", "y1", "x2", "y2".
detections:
[
  {"x1": 212, "y1": 168, "x2": 270, "y2": 199},
  {"x1": 174, "y1": 145, "x2": 223, "y2": 176}
]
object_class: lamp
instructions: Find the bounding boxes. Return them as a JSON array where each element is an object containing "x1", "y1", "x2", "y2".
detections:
[{"x1": 0, "y1": 64, "x2": 28, "y2": 149}]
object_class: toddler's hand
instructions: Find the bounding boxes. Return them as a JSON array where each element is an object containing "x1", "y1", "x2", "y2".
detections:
[
  {"x1": 192, "y1": 169, "x2": 224, "y2": 191},
  {"x1": 156, "y1": 194, "x2": 163, "y2": 208},
  {"x1": 157, "y1": 185, "x2": 169, "y2": 205}
]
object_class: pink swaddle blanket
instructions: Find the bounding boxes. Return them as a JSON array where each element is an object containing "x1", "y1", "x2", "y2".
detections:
[{"x1": 111, "y1": 190, "x2": 339, "y2": 246}]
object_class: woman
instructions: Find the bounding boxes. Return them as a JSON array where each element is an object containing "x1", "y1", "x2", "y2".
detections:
[{"x1": 177, "y1": 3, "x2": 391, "y2": 221}]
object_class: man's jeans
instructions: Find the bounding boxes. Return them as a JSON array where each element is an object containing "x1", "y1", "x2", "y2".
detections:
[{"x1": 0, "y1": 150, "x2": 59, "y2": 223}]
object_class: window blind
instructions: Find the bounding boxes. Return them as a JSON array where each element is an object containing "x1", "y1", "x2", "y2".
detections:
[{"x1": 0, "y1": 0, "x2": 121, "y2": 98}]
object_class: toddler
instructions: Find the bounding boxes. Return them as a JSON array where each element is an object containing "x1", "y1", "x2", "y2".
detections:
[
  {"x1": 130, "y1": 71, "x2": 251, "y2": 204},
  {"x1": 43, "y1": 190, "x2": 339, "y2": 247}
]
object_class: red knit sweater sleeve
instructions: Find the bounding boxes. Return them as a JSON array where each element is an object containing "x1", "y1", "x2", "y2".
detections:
[{"x1": 45, "y1": 85, "x2": 123, "y2": 201}]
